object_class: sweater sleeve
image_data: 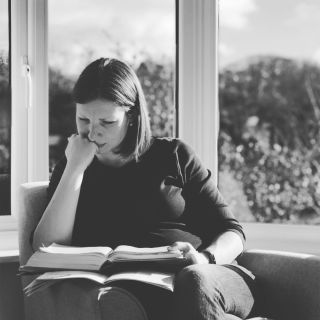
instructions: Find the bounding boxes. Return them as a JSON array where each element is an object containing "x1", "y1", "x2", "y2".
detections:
[{"x1": 175, "y1": 139, "x2": 246, "y2": 248}]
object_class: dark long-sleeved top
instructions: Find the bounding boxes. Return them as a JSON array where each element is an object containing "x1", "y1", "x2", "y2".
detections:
[{"x1": 47, "y1": 138, "x2": 245, "y2": 250}]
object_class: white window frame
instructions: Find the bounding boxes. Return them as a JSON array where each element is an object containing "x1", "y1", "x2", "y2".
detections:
[
  {"x1": 3, "y1": 0, "x2": 319, "y2": 254},
  {"x1": 178, "y1": 0, "x2": 219, "y2": 183},
  {"x1": 4, "y1": 0, "x2": 216, "y2": 231},
  {"x1": 1, "y1": 0, "x2": 49, "y2": 231}
]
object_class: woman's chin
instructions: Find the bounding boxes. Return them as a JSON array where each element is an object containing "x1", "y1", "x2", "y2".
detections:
[{"x1": 96, "y1": 144, "x2": 109, "y2": 154}]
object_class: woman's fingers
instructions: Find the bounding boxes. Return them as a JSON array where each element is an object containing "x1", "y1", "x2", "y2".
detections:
[
  {"x1": 168, "y1": 241, "x2": 194, "y2": 254},
  {"x1": 67, "y1": 134, "x2": 77, "y2": 141},
  {"x1": 168, "y1": 242, "x2": 209, "y2": 265}
]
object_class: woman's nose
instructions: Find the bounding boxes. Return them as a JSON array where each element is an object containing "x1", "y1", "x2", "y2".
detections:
[{"x1": 87, "y1": 124, "x2": 100, "y2": 141}]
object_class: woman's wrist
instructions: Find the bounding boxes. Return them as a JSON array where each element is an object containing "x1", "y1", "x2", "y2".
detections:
[
  {"x1": 64, "y1": 163, "x2": 85, "y2": 183},
  {"x1": 201, "y1": 250, "x2": 217, "y2": 264}
]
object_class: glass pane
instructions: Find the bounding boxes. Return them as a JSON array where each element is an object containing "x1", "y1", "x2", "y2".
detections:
[
  {"x1": 218, "y1": 0, "x2": 320, "y2": 225},
  {"x1": 0, "y1": 0, "x2": 11, "y2": 215},
  {"x1": 49, "y1": 0, "x2": 176, "y2": 170}
]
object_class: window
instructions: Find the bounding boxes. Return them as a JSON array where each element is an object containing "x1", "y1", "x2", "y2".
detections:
[
  {"x1": 48, "y1": 0, "x2": 176, "y2": 170},
  {"x1": 218, "y1": 0, "x2": 320, "y2": 226},
  {"x1": 0, "y1": 0, "x2": 11, "y2": 216}
]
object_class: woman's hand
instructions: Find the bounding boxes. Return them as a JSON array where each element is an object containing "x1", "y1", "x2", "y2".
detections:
[
  {"x1": 65, "y1": 134, "x2": 98, "y2": 173},
  {"x1": 168, "y1": 242, "x2": 210, "y2": 265}
]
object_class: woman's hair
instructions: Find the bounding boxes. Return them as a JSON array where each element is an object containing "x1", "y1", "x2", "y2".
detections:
[{"x1": 73, "y1": 57, "x2": 151, "y2": 160}]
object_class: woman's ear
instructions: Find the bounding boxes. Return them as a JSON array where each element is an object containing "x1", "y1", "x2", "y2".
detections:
[{"x1": 126, "y1": 107, "x2": 137, "y2": 123}]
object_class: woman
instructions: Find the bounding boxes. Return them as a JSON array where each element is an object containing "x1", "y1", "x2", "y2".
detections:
[{"x1": 32, "y1": 58, "x2": 260, "y2": 320}]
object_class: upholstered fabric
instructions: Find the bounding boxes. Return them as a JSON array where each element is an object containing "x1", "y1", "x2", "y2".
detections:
[
  {"x1": 238, "y1": 250, "x2": 320, "y2": 320},
  {"x1": 19, "y1": 182, "x2": 320, "y2": 320},
  {"x1": 19, "y1": 181, "x2": 48, "y2": 266}
]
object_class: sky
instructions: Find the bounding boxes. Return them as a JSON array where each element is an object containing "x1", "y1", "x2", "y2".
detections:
[
  {"x1": 48, "y1": 0, "x2": 175, "y2": 76},
  {"x1": 219, "y1": 0, "x2": 320, "y2": 67},
  {"x1": 0, "y1": 0, "x2": 8, "y2": 53},
  {"x1": 0, "y1": 0, "x2": 320, "y2": 72}
]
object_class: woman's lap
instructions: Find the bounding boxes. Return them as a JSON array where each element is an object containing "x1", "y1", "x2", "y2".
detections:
[
  {"x1": 113, "y1": 280, "x2": 173, "y2": 320},
  {"x1": 114, "y1": 264, "x2": 260, "y2": 320}
]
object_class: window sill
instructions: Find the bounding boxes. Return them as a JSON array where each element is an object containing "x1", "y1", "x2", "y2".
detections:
[
  {"x1": 243, "y1": 222, "x2": 320, "y2": 257},
  {"x1": 0, "y1": 222, "x2": 319, "y2": 264},
  {"x1": 0, "y1": 230, "x2": 19, "y2": 263}
]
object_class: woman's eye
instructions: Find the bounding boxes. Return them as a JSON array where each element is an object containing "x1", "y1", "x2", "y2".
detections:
[
  {"x1": 78, "y1": 117, "x2": 89, "y2": 123},
  {"x1": 101, "y1": 120, "x2": 115, "y2": 126}
]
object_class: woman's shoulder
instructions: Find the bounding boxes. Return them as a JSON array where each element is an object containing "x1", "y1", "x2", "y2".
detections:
[
  {"x1": 149, "y1": 137, "x2": 192, "y2": 154},
  {"x1": 140, "y1": 138, "x2": 197, "y2": 172}
]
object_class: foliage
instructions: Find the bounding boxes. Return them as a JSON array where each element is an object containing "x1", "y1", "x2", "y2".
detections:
[
  {"x1": 219, "y1": 56, "x2": 320, "y2": 224},
  {"x1": 0, "y1": 52, "x2": 10, "y2": 174},
  {"x1": 1, "y1": 50, "x2": 320, "y2": 224},
  {"x1": 48, "y1": 57, "x2": 175, "y2": 168},
  {"x1": 136, "y1": 59, "x2": 175, "y2": 137}
]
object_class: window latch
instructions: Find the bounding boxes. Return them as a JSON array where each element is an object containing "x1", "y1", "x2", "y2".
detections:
[{"x1": 22, "y1": 56, "x2": 32, "y2": 109}]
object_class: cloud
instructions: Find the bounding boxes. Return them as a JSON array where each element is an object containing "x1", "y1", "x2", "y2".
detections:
[
  {"x1": 219, "y1": 0, "x2": 258, "y2": 29},
  {"x1": 286, "y1": 2, "x2": 320, "y2": 26},
  {"x1": 219, "y1": 42, "x2": 236, "y2": 67},
  {"x1": 313, "y1": 48, "x2": 320, "y2": 65},
  {"x1": 219, "y1": 42, "x2": 234, "y2": 57},
  {"x1": 48, "y1": 0, "x2": 175, "y2": 75}
]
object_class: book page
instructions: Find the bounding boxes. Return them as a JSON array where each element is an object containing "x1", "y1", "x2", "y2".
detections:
[
  {"x1": 108, "y1": 245, "x2": 184, "y2": 262},
  {"x1": 106, "y1": 270, "x2": 174, "y2": 291},
  {"x1": 23, "y1": 270, "x2": 174, "y2": 296},
  {"x1": 113, "y1": 245, "x2": 179, "y2": 255},
  {"x1": 40, "y1": 243, "x2": 112, "y2": 256},
  {"x1": 33, "y1": 270, "x2": 109, "y2": 283},
  {"x1": 23, "y1": 271, "x2": 109, "y2": 296}
]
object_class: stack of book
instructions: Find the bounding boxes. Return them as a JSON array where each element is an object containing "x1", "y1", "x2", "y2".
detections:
[{"x1": 20, "y1": 243, "x2": 186, "y2": 296}]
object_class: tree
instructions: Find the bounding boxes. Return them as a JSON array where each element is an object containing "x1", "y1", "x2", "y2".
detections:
[{"x1": 219, "y1": 55, "x2": 320, "y2": 224}]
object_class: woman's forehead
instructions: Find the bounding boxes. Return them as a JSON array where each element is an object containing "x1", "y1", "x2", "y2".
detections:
[{"x1": 76, "y1": 99, "x2": 125, "y2": 117}]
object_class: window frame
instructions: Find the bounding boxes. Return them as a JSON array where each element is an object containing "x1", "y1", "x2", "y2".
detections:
[
  {"x1": 1, "y1": 0, "x2": 49, "y2": 231},
  {"x1": 3, "y1": 0, "x2": 318, "y2": 255},
  {"x1": 5, "y1": 0, "x2": 217, "y2": 230},
  {"x1": 178, "y1": 0, "x2": 219, "y2": 183}
]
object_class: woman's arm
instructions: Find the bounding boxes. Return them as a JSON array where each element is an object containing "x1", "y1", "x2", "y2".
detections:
[
  {"x1": 32, "y1": 135, "x2": 97, "y2": 251},
  {"x1": 169, "y1": 231, "x2": 243, "y2": 265},
  {"x1": 201, "y1": 231, "x2": 244, "y2": 264},
  {"x1": 168, "y1": 140, "x2": 245, "y2": 265}
]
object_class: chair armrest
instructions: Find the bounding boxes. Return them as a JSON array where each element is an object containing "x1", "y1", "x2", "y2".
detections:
[
  {"x1": 238, "y1": 249, "x2": 320, "y2": 320},
  {"x1": 18, "y1": 182, "x2": 49, "y2": 265}
]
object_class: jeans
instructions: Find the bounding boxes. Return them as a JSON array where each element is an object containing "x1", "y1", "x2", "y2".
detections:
[{"x1": 116, "y1": 263, "x2": 261, "y2": 320}]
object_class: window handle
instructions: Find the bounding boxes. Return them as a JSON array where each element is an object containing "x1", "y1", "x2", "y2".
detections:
[{"x1": 22, "y1": 56, "x2": 32, "y2": 109}]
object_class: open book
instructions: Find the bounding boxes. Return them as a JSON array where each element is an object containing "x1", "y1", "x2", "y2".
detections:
[
  {"x1": 23, "y1": 269, "x2": 175, "y2": 296},
  {"x1": 20, "y1": 243, "x2": 186, "y2": 273}
]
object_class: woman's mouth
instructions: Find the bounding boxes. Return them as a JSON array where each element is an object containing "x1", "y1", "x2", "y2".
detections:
[{"x1": 96, "y1": 142, "x2": 106, "y2": 148}]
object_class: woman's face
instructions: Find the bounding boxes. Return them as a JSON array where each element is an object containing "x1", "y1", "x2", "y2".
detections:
[{"x1": 76, "y1": 99, "x2": 129, "y2": 157}]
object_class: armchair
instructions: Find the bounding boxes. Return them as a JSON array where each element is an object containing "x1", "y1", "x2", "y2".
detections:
[{"x1": 19, "y1": 182, "x2": 320, "y2": 320}]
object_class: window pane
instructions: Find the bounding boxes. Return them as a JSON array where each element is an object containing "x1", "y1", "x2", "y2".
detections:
[
  {"x1": 0, "y1": 0, "x2": 11, "y2": 215},
  {"x1": 49, "y1": 0, "x2": 176, "y2": 170},
  {"x1": 218, "y1": 0, "x2": 320, "y2": 225}
]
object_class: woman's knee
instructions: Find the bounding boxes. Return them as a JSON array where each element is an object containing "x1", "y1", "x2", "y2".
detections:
[
  {"x1": 175, "y1": 264, "x2": 224, "y2": 293},
  {"x1": 174, "y1": 264, "x2": 227, "y2": 320}
]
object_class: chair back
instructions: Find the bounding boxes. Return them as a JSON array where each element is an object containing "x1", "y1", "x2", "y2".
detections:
[{"x1": 18, "y1": 181, "x2": 49, "y2": 265}]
